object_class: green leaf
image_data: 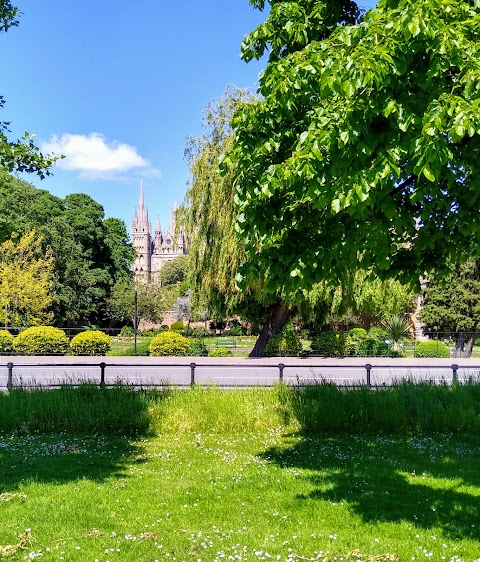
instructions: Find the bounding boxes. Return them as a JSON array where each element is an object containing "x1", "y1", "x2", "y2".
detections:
[{"x1": 423, "y1": 167, "x2": 436, "y2": 182}]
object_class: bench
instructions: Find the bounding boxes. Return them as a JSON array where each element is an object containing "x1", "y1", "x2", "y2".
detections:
[{"x1": 215, "y1": 339, "x2": 236, "y2": 348}]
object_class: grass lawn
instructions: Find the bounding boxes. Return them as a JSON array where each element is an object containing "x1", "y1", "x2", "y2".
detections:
[{"x1": 1, "y1": 430, "x2": 480, "y2": 561}]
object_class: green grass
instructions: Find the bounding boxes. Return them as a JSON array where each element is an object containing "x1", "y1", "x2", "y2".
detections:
[
  {"x1": 1, "y1": 431, "x2": 480, "y2": 561},
  {"x1": 1, "y1": 384, "x2": 480, "y2": 560}
]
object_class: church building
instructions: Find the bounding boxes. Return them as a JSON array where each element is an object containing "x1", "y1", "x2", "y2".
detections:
[{"x1": 131, "y1": 181, "x2": 187, "y2": 281}]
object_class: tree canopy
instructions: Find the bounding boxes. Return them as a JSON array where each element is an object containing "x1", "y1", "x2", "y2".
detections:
[
  {"x1": 226, "y1": 0, "x2": 480, "y2": 300},
  {"x1": 420, "y1": 259, "x2": 480, "y2": 357},
  {"x1": 0, "y1": 230, "x2": 54, "y2": 327},
  {"x1": 0, "y1": 173, "x2": 134, "y2": 326}
]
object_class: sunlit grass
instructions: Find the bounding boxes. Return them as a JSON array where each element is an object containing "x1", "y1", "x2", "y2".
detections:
[{"x1": 0, "y1": 432, "x2": 479, "y2": 561}]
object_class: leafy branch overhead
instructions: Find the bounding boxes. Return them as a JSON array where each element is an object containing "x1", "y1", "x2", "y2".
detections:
[{"x1": 227, "y1": 0, "x2": 480, "y2": 296}]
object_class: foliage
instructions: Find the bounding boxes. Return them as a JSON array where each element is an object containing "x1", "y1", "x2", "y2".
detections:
[
  {"x1": 160, "y1": 255, "x2": 188, "y2": 286},
  {"x1": 0, "y1": 230, "x2": 54, "y2": 326},
  {"x1": 12, "y1": 326, "x2": 68, "y2": 355},
  {"x1": 173, "y1": 291, "x2": 193, "y2": 326},
  {"x1": 415, "y1": 340, "x2": 450, "y2": 358},
  {"x1": 170, "y1": 321, "x2": 184, "y2": 331},
  {"x1": 310, "y1": 331, "x2": 348, "y2": 357},
  {"x1": 208, "y1": 347, "x2": 232, "y2": 357},
  {"x1": 0, "y1": 328, "x2": 13, "y2": 352},
  {"x1": 227, "y1": 0, "x2": 480, "y2": 299},
  {"x1": 119, "y1": 325, "x2": 134, "y2": 337},
  {"x1": 345, "y1": 327, "x2": 367, "y2": 355},
  {"x1": 420, "y1": 259, "x2": 480, "y2": 357},
  {"x1": 188, "y1": 338, "x2": 208, "y2": 357},
  {"x1": 383, "y1": 315, "x2": 412, "y2": 349},
  {"x1": 190, "y1": 327, "x2": 211, "y2": 338},
  {"x1": 0, "y1": 174, "x2": 134, "y2": 325},
  {"x1": 354, "y1": 326, "x2": 391, "y2": 357},
  {"x1": 108, "y1": 278, "x2": 165, "y2": 325},
  {"x1": 70, "y1": 330, "x2": 111, "y2": 356},
  {"x1": 149, "y1": 331, "x2": 190, "y2": 356},
  {"x1": 264, "y1": 323, "x2": 302, "y2": 356}
]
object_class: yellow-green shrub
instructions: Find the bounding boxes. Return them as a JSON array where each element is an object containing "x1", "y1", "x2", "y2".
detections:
[
  {"x1": 70, "y1": 330, "x2": 111, "y2": 356},
  {"x1": 0, "y1": 330, "x2": 14, "y2": 353},
  {"x1": 13, "y1": 326, "x2": 68, "y2": 355},
  {"x1": 149, "y1": 331, "x2": 190, "y2": 356}
]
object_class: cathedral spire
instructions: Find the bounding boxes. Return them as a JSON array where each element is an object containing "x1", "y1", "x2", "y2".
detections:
[{"x1": 139, "y1": 178, "x2": 145, "y2": 210}]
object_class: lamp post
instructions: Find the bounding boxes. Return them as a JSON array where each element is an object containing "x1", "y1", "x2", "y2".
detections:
[{"x1": 134, "y1": 288, "x2": 138, "y2": 355}]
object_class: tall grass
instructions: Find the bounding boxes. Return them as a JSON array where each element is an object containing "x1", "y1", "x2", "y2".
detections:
[{"x1": 1, "y1": 381, "x2": 480, "y2": 435}]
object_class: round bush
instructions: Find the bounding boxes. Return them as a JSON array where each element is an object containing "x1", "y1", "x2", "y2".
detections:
[
  {"x1": 0, "y1": 330, "x2": 14, "y2": 353},
  {"x1": 13, "y1": 326, "x2": 68, "y2": 355},
  {"x1": 119, "y1": 325, "x2": 134, "y2": 337},
  {"x1": 149, "y1": 331, "x2": 190, "y2": 356},
  {"x1": 311, "y1": 331, "x2": 348, "y2": 356},
  {"x1": 415, "y1": 340, "x2": 450, "y2": 358},
  {"x1": 170, "y1": 321, "x2": 184, "y2": 331},
  {"x1": 70, "y1": 330, "x2": 111, "y2": 356},
  {"x1": 208, "y1": 347, "x2": 232, "y2": 357},
  {"x1": 265, "y1": 326, "x2": 302, "y2": 356}
]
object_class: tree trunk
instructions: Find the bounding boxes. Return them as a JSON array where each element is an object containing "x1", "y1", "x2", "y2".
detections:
[
  {"x1": 453, "y1": 331, "x2": 480, "y2": 358},
  {"x1": 453, "y1": 332, "x2": 466, "y2": 358},
  {"x1": 249, "y1": 302, "x2": 295, "y2": 358}
]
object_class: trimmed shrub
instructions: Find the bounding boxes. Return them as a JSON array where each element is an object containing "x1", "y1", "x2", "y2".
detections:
[
  {"x1": 149, "y1": 331, "x2": 190, "y2": 356},
  {"x1": 265, "y1": 324, "x2": 302, "y2": 356},
  {"x1": 415, "y1": 340, "x2": 450, "y2": 358},
  {"x1": 347, "y1": 328, "x2": 367, "y2": 355},
  {"x1": 70, "y1": 330, "x2": 111, "y2": 356},
  {"x1": 189, "y1": 338, "x2": 208, "y2": 356},
  {"x1": 13, "y1": 326, "x2": 68, "y2": 355},
  {"x1": 119, "y1": 326, "x2": 134, "y2": 337},
  {"x1": 354, "y1": 326, "x2": 390, "y2": 356},
  {"x1": 311, "y1": 331, "x2": 348, "y2": 356},
  {"x1": 170, "y1": 321, "x2": 184, "y2": 331},
  {"x1": 208, "y1": 347, "x2": 232, "y2": 357},
  {"x1": 0, "y1": 330, "x2": 14, "y2": 353}
]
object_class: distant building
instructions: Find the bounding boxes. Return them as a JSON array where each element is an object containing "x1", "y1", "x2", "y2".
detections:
[{"x1": 131, "y1": 181, "x2": 187, "y2": 281}]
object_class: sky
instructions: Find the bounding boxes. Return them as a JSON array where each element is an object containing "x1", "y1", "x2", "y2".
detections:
[{"x1": 2, "y1": 0, "x2": 377, "y2": 233}]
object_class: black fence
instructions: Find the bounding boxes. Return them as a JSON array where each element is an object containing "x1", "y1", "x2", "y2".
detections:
[{"x1": 1, "y1": 360, "x2": 477, "y2": 391}]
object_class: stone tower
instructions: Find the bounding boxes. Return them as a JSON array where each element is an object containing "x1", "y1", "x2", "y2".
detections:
[
  {"x1": 131, "y1": 180, "x2": 152, "y2": 278},
  {"x1": 131, "y1": 182, "x2": 187, "y2": 281}
]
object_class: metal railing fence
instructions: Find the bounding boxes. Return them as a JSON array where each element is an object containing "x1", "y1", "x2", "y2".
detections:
[{"x1": 1, "y1": 360, "x2": 478, "y2": 391}]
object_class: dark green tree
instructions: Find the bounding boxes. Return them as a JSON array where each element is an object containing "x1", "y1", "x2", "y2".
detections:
[
  {"x1": 420, "y1": 260, "x2": 480, "y2": 358},
  {"x1": 160, "y1": 255, "x2": 188, "y2": 286}
]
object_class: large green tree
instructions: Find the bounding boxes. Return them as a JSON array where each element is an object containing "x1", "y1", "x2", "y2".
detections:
[
  {"x1": 227, "y1": 0, "x2": 480, "y2": 304},
  {"x1": 420, "y1": 260, "x2": 480, "y2": 358},
  {"x1": 0, "y1": 173, "x2": 134, "y2": 325},
  {"x1": 1, "y1": 1, "x2": 56, "y2": 177}
]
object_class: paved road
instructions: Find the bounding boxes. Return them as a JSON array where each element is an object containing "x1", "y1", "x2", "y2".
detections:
[{"x1": 1, "y1": 356, "x2": 480, "y2": 389}]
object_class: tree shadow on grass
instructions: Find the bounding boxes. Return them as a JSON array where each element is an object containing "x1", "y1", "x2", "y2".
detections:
[
  {"x1": 0, "y1": 384, "x2": 171, "y2": 493},
  {"x1": 260, "y1": 434, "x2": 480, "y2": 542}
]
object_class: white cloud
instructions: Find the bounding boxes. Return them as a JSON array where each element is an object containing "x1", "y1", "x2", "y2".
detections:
[{"x1": 41, "y1": 132, "x2": 159, "y2": 180}]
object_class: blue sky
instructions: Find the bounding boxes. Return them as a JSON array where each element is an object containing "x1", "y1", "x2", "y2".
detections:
[{"x1": 3, "y1": 0, "x2": 377, "y2": 232}]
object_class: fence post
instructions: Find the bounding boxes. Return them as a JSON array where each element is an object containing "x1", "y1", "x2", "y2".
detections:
[
  {"x1": 278, "y1": 363, "x2": 285, "y2": 383},
  {"x1": 451, "y1": 363, "x2": 458, "y2": 383},
  {"x1": 99, "y1": 362, "x2": 106, "y2": 389},
  {"x1": 190, "y1": 362, "x2": 196, "y2": 387},
  {"x1": 365, "y1": 363, "x2": 372, "y2": 388},
  {"x1": 7, "y1": 362, "x2": 13, "y2": 391}
]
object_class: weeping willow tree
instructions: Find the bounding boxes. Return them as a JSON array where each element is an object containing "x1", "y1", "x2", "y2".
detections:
[{"x1": 181, "y1": 87, "x2": 298, "y2": 356}]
